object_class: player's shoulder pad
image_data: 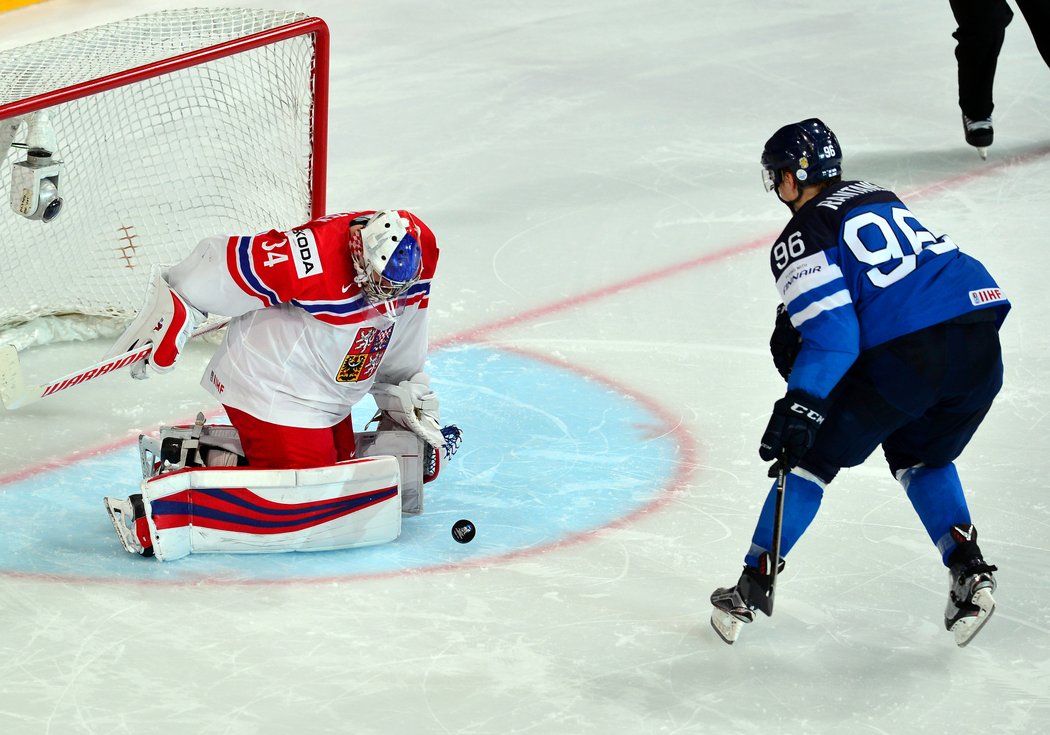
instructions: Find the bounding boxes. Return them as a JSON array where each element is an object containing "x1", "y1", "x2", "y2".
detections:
[
  {"x1": 769, "y1": 181, "x2": 894, "y2": 277},
  {"x1": 286, "y1": 214, "x2": 357, "y2": 269}
]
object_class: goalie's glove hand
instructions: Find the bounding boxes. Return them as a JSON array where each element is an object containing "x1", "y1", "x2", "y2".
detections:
[
  {"x1": 105, "y1": 273, "x2": 204, "y2": 380},
  {"x1": 371, "y1": 372, "x2": 447, "y2": 450},
  {"x1": 769, "y1": 303, "x2": 802, "y2": 382},
  {"x1": 759, "y1": 389, "x2": 827, "y2": 471}
]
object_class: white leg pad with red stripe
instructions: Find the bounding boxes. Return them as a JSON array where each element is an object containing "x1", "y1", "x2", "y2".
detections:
[
  {"x1": 135, "y1": 457, "x2": 402, "y2": 561},
  {"x1": 355, "y1": 423, "x2": 426, "y2": 514}
]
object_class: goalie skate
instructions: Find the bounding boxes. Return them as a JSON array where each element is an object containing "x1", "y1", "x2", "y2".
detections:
[{"x1": 103, "y1": 494, "x2": 154, "y2": 557}]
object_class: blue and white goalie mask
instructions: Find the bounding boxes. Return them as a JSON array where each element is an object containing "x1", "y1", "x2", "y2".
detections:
[{"x1": 351, "y1": 210, "x2": 423, "y2": 303}]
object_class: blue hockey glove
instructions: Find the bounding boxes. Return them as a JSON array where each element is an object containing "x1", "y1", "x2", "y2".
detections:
[
  {"x1": 759, "y1": 390, "x2": 827, "y2": 470},
  {"x1": 769, "y1": 304, "x2": 801, "y2": 381}
]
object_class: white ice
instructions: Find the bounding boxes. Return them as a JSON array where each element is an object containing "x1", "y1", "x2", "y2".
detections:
[{"x1": 1, "y1": 1, "x2": 1049, "y2": 733}]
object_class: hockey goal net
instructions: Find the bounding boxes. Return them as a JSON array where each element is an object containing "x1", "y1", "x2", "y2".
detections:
[{"x1": 0, "y1": 8, "x2": 329, "y2": 347}]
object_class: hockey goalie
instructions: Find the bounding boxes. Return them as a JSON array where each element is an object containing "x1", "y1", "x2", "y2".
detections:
[{"x1": 102, "y1": 209, "x2": 462, "y2": 561}]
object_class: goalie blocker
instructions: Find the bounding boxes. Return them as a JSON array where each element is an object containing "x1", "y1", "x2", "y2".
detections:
[{"x1": 105, "y1": 414, "x2": 444, "y2": 561}]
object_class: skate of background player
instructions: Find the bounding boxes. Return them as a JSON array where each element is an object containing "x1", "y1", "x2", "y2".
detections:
[{"x1": 1, "y1": 1, "x2": 1049, "y2": 734}]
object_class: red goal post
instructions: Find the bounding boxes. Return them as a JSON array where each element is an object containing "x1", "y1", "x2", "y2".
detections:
[{"x1": 0, "y1": 8, "x2": 329, "y2": 344}]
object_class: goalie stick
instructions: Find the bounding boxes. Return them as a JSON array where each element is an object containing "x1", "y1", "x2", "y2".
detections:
[{"x1": 0, "y1": 318, "x2": 229, "y2": 410}]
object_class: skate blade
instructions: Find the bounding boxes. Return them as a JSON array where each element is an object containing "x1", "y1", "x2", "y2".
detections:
[
  {"x1": 710, "y1": 609, "x2": 744, "y2": 645},
  {"x1": 952, "y1": 588, "x2": 996, "y2": 647},
  {"x1": 976, "y1": 147, "x2": 989, "y2": 160},
  {"x1": 103, "y1": 497, "x2": 142, "y2": 555}
]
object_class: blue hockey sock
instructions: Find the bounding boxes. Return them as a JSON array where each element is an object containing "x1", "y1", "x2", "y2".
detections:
[
  {"x1": 899, "y1": 463, "x2": 972, "y2": 565},
  {"x1": 744, "y1": 469, "x2": 824, "y2": 568}
]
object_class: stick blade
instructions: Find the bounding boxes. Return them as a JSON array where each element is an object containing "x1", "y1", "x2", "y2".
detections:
[{"x1": 751, "y1": 590, "x2": 774, "y2": 617}]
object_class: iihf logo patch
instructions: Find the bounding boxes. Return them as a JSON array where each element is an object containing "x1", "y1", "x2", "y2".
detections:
[{"x1": 968, "y1": 288, "x2": 1004, "y2": 306}]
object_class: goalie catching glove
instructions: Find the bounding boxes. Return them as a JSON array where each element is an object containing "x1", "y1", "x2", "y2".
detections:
[
  {"x1": 371, "y1": 372, "x2": 462, "y2": 458},
  {"x1": 104, "y1": 272, "x2": 205, "y2": 379}
]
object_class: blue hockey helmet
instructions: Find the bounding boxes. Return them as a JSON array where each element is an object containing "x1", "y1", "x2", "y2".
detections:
[{"x1": 761, "y1": 118, "x2": 842, "y2": 192}]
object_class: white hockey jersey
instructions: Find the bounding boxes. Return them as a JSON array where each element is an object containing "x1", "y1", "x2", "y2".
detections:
[{"x1": 167, "y1": 211, "x2": 438, "y2": 428}]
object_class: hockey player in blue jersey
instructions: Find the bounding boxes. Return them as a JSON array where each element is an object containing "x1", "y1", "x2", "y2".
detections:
[{"x1": 710, "y1": 118, "x2": 1009, "y2": 647}]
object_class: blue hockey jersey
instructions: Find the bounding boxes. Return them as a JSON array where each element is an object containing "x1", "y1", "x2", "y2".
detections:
[{"x1": 772, "y1": 180, "x2": 1010, "y2": 400}]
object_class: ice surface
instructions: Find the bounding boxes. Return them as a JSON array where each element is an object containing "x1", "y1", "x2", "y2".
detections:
[{"x1": 1, "y1": 1, "x2": 1049, "y2": 733}]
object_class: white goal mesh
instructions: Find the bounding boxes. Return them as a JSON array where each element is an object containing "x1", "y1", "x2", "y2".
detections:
[{"x1": 0, "y1": 8, "x2": 328, "y2": 345}]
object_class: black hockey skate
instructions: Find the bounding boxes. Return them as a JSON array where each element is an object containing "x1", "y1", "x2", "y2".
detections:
[
  {"x1": 710, "y1": 554, "x2": 782, "y2": 645},
  {"x1": 944, "y1": 524, "x2": 997, "y2": 647},
  {"x1": 962, "y1": 114, "x2": 993, "y2": 159}
]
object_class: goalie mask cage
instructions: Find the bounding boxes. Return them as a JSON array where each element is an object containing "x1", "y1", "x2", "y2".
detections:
[{"x1": 0, "y1": 8, "x2": 329, "y2": 340}]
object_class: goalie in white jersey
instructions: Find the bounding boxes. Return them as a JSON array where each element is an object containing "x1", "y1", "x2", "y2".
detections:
[{"x1": 101, "y1": 210, "x2": 462, "y2": 561}]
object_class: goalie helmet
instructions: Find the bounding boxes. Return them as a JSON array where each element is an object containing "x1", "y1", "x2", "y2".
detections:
[
  {"x1": 350, "y1": 210, "x2": 424, "y2": 303},
  {"x1": 761, "y1": 118, "x2": 842, "y2": 192}
]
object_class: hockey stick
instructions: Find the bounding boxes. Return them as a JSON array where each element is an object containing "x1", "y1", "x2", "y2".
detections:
[
  {"x1": 765, "y1": 458, "x2": 787, "y2": 614},
  {"x1": 0, "y1": 318, "x2": 229, "y2": 410},
  {"x1": 750, "y1": 457, "x2": 787, "y2": 617}
]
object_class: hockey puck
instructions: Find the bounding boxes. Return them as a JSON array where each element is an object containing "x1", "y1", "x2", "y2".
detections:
[{"x1": 451, "y1": 519, "x2": 476, "y2": 544}]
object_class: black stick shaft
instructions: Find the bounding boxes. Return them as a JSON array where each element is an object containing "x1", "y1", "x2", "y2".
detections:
[{"x1": 767, "y1": 461, "x2": 787, "y2": 613}]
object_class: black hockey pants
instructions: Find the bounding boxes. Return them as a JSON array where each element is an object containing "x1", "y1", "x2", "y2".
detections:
[
  {"x1": 797, "y1": 310, "x2": 1004, "y2": 485},
  {"x1": 949, "y1": 0, "x2": 1050, "y2": 119}
]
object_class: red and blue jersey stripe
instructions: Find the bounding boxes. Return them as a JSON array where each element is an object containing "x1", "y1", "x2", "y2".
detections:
[
  {"x1": 229, "y1": 235, "x2": 282, "y2": 307},
  {"x1": 292, "y1": 279, "x2": 432, "y2": 325},
  {"x1": 150, "y1": 485, "x2": 398, "y2": 535}
]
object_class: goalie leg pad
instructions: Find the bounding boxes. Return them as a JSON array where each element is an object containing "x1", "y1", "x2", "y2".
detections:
[
  {"x1": 140, "y1": 417, "x2": 439, "y2": 516},
  {"x1": 355, "y1": 424, "x2": 426, "y2": 515},
  {"x1": 107, "y1": 457, "x2": 402, "y2": 561}
]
